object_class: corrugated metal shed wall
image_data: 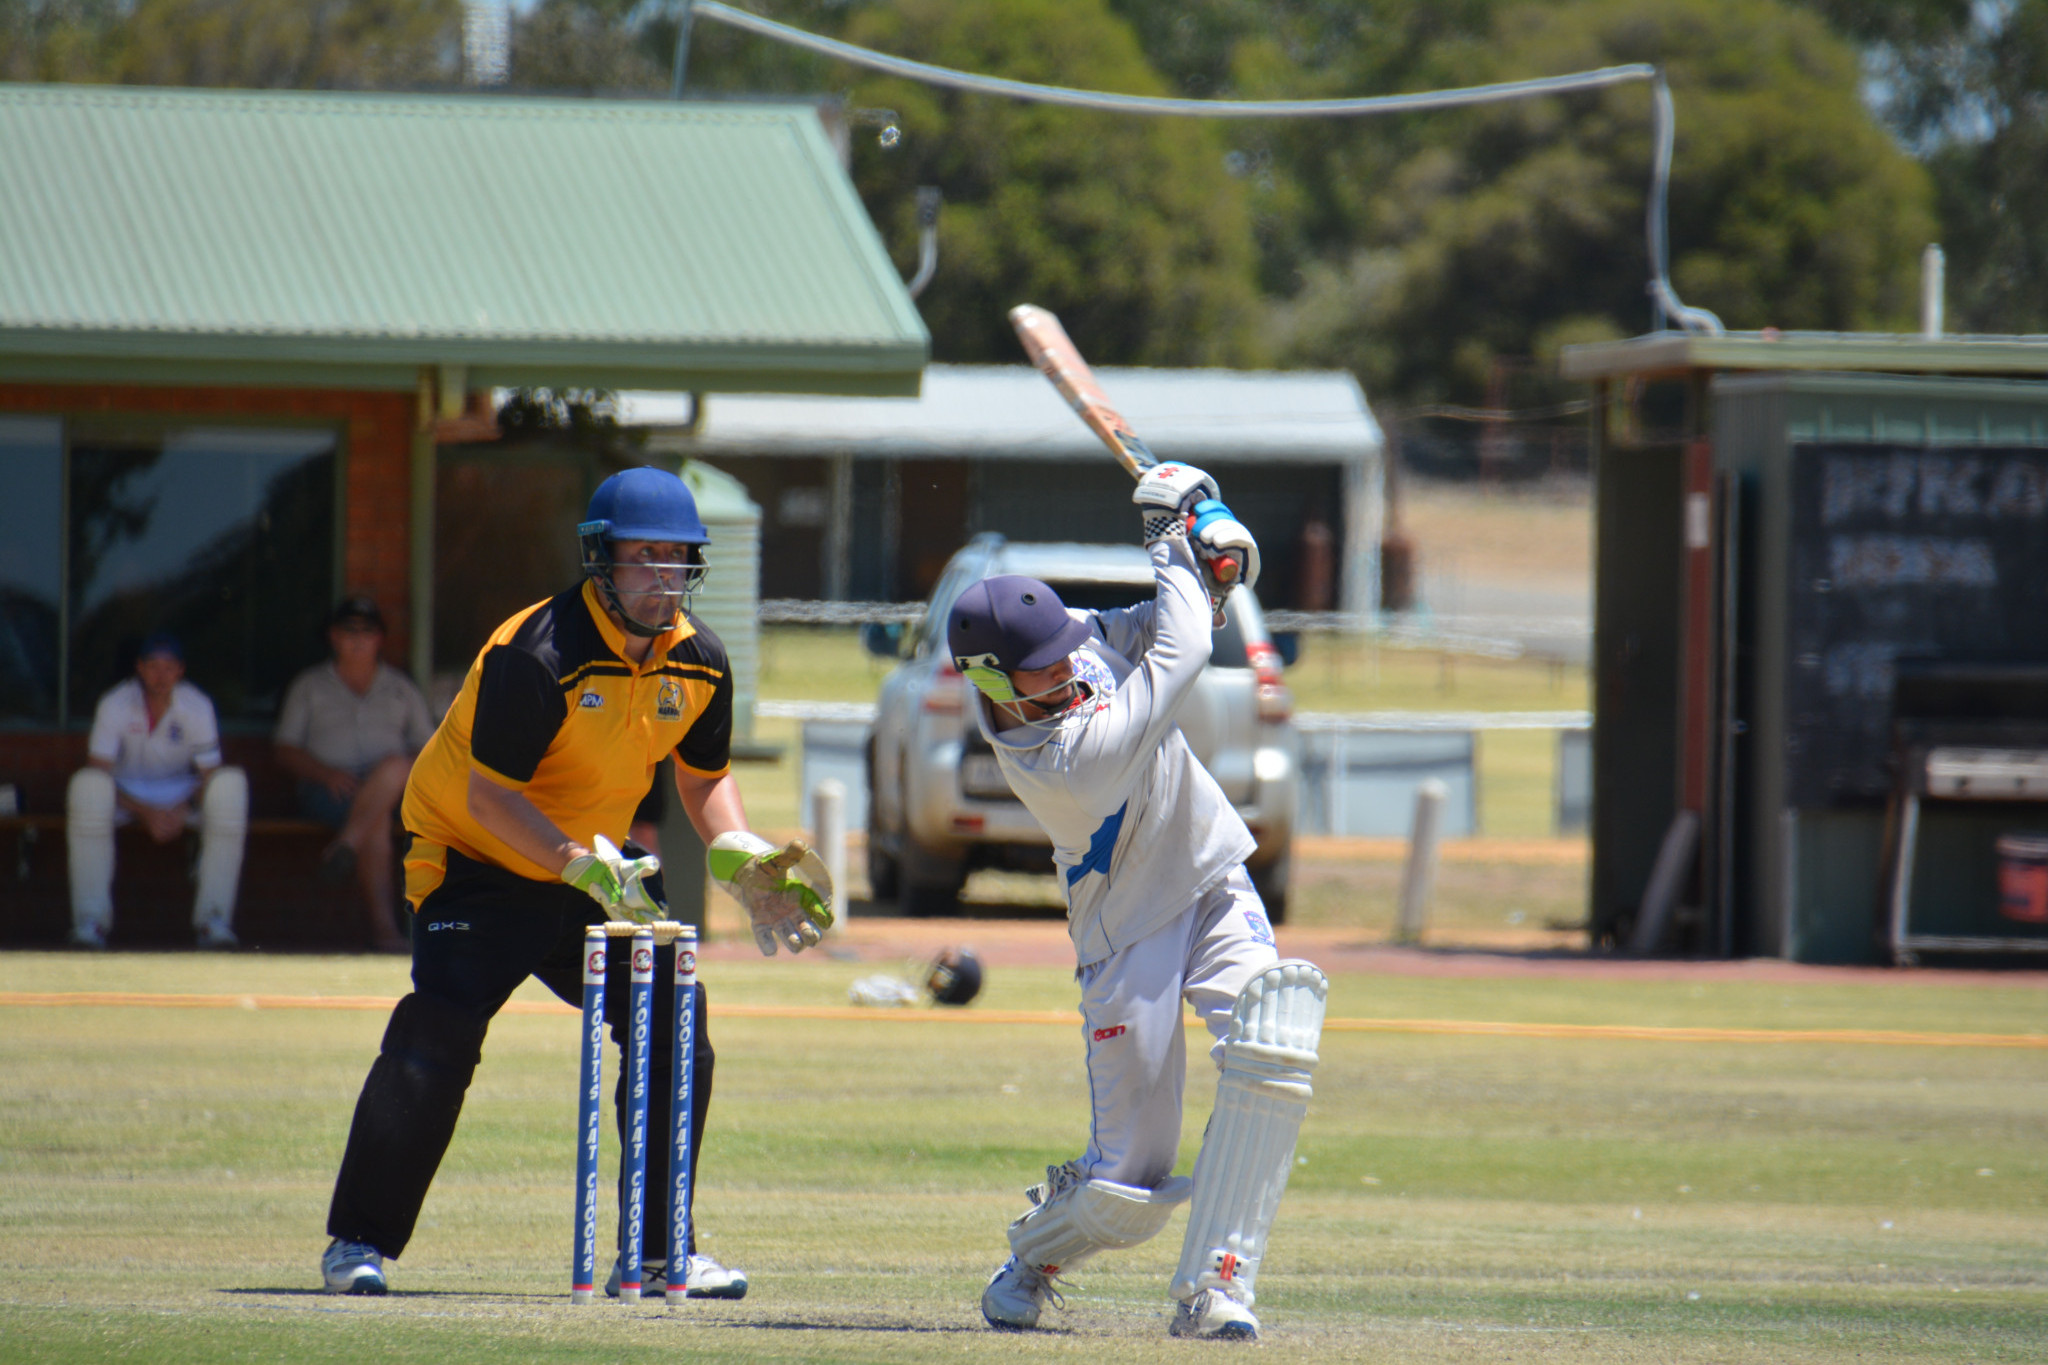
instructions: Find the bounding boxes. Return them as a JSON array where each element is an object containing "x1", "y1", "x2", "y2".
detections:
[{"x1": 0, "y1": 85, "x2": 926, "y2": 389}]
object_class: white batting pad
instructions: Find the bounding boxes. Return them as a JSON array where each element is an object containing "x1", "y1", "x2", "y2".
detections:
[
  {"x1": 1008, "y1": 1170, "x2": 1194, "y2": 1277},
  {"x1": 193, "y1": 767, "x2": 248, "y2": 923},
  {"x1": 66, "y1": 768, "x2": 116, "y2": 930},
  {"x1": 1171, "y1": 958, "x2": 1327, "y2": 1305}
]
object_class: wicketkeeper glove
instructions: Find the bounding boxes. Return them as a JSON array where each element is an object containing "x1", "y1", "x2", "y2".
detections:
[
  {"x1": 561, "y1": 834, "x2": 665, "y2": 922},
  {"x1": 708, "y1": 831, "x2": 835, "y2": 956},
  {"x1": 1132, "y1": 463, "x2": 1222, "y2": 545}
]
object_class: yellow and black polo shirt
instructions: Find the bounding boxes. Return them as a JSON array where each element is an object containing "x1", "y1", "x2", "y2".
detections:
[{"x1": 401, "y1": 580, "x2": 730, "y2": 903}]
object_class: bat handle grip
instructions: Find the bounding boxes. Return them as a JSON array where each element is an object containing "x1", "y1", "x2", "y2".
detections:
[{"x1": 1196, "y1": 546, "x2": 1244, "y2": 625}]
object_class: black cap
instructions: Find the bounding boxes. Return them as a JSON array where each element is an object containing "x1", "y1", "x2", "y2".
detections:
[
  {"x1": 136, "y1": 631, "x2": 184, "y2": 663},
  {"x1": 329, "y1": 595, "x2": 385, "y2": 632},
  {"x1": 947, "y1": 575, "x2": 1090, "y2": 674}
]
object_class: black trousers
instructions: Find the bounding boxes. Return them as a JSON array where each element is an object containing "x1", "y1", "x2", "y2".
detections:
[{"x1": 326, "y1": 848, "x2": 714, "y2": 1262}]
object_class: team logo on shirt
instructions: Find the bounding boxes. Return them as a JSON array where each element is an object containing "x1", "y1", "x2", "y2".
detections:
[
  {"x1": 655, "y1": 678, "x2": 683, "y2": 720},
  {"x1": 1071, "y1": 650, "x2": 1115, "y2": 712},
  {"x1": 579, "y1": 692, "x2": 604, "y2": 709},
  {"x1": 166, "y1": 721, "x2": 184, "y2": 743},
  {"x1": 1243, "y1": 908, "x2": 1275, "y2": 947}
]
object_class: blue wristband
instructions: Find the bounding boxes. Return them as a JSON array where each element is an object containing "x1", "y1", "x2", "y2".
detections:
[{"x1": 1190, "y1": 499, "x2": 1235, "y2": 537}]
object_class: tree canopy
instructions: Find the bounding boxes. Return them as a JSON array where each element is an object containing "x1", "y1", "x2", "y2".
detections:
[
  {"x1": 0, "y1": 0, "x2": 2019, "y2": 402},
  {"x1": 833, "y1": 0, "x2": 1263, "y2": 366},
  {"x1": 1, "y1": 0, "x2": 461, "y2": 87},
  {"x1": 1101, "y1": 0, "x2": 1936, "y2": 402}
]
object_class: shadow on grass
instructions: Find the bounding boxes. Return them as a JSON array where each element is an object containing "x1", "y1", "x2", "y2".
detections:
[
  {"x1": 720, "y1": 1319, "x2": 1000, "y2": 1335},
  {"x1": 847, "y1": 896, "x2": 1068, "y2": 924},
  {"x1": 219, "y1": 1287, "x2": 559, "y2": 1301}
]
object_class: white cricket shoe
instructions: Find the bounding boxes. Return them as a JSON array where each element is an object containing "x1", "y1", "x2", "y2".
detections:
[
  {"x1": 981, "y1": 1254, "x2": 1063, "y2": 1330},
  {"x1": 69, "y1": 923, "x2": 108, "y2": 950},
  {"x1": 1169, "y1": 1286, "x2": 1259, "y2": 1341},
  {"x1": 321, "y1": 1238, "x2": 387, "y2": 1296},
  {"x1": 679, "y1": 1252, "x2": 748, "y2": 1299},
  {"x1": 195, "y1": 918, "x2": 239, "y2": 950},
  {"x1": 605, "y1": 1252, "x2": 749, "y2": 1300}
]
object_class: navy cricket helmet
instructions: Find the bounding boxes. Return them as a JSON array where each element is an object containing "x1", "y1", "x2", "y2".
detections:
[
  {"x1": 947, "y1": 575, "x2": 1091, "y2": 702},
  {"x1": 925, "y1": 946, "x2": 984, "y2": 1006}
]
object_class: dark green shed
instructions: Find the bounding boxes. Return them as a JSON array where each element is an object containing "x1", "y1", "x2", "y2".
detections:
[{"x1": 1561, "y1": 333, "x2": 2048, "y2": 964}]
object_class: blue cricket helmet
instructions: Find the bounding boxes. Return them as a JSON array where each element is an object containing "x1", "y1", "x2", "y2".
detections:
[
  {"x1": 582, "y1": 466, "x2": 710, "y2": 545},
  {"x1": 580, "y1": 467, "x2": 711, "y2": 637}
]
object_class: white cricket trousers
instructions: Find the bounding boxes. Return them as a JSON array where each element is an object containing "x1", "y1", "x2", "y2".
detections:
[
  {"x1": 67, "y1": 767, "x2": 248, "y2": 936},
  {"x1": 1074, "y1": 866, "x2": 1280, "y2": 1190}
]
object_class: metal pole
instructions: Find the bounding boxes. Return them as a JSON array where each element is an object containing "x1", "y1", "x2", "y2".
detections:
[
  {"x1": 410, "y1": 371, "x2": 437, "y2": 692},
  {"x1": 1922, "y1": 243, "x2": 1945, "y2": 339},
  {"x1": 669, "y1": 0, "x2": 697, "y2": 100}
]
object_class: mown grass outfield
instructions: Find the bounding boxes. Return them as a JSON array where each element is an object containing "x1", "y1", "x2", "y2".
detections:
[{"x1": 3, "y1": 950, "x2": 2044, "y2": 1364}]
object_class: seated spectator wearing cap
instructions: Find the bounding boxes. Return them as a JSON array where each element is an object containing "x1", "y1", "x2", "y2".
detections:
[
  {"x1": 67, "y1": 632, "x2": 248, "y2": 950},
  {"x1": 274, "y1": 597, "x2": 434, "y2": 952}
]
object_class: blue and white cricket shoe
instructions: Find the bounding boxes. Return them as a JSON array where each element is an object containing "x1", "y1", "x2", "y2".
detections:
[{"x1": 321, "y1": 1238, "x2": 387, "y2": 1295}]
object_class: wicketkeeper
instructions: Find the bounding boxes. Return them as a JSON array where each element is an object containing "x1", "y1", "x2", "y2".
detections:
[
  {"x1": 953, "y1": 464, "x2": 1326, "y2": 1342},
  {"x1": 320, "y1": 466, "x2": 831, "y2": 1297}
]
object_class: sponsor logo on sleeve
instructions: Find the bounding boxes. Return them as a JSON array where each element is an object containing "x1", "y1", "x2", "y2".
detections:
[
  {"x1": 1070, "y1": 650, "x2": 1115, "y2": 711},
  {"x1": 1243, "y1": 908, "x2": 1275, "y2": 947},
  {"x1": 1092, "y1": 1024, "x2": 1127, "y2": 1043}
]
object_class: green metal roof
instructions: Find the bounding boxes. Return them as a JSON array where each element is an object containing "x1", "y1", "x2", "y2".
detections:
[
  {"x1": 0, "y1": 84, "x2": 927, "y2": 394},
  {"x1": 1559, "y1": 330, "x2": 2048, "y2": 383}
]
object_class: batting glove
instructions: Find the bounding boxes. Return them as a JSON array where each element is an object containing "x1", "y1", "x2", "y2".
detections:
[
  {"x1": 1190, "y1": 500, "x2": 1262, "y2": 591},
  {"x1": 708, "y1": 831, "x2": 835, "y2": 956},
  {"x1": 562, "y1": 835, "x2": 665, "y2": 922},
  {"x1": 1132, "y1": 463, "x2": 1222, "y2": 545}
]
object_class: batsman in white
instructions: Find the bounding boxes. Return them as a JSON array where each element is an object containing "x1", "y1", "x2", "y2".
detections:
[
  {"x1": 319, "y1": 467, "x2": 831, "y2": 1297},
  {"x1": 950, "y1": 465, "x2": 1327, "y2": 1342}
]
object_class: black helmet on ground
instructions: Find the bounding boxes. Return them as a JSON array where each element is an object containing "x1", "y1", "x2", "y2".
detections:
[{"x1": 925, "y1": 946, "x2": 984, "y2": 1006}]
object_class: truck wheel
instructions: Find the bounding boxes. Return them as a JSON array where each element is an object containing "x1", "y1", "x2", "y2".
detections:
[
  {"x1": 866, "y1": 838, "x2": 901, "y2": 902},
  {"x1": 899, "y1": 839, "x2": 966, "y2": 918},
  {"x1": 864, "y1": 737, "x2": 900, "y2": 900},
  {"x1": 1248, "y1": 850, "x2": 1291, "y2": 926}
]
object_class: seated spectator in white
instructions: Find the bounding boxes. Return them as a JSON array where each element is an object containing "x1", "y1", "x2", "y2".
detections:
[
  {"x1": 67, "y1": 632, "x2": 248, "y2": 950},
  {"x1": 274, "y1": 596, "x2": 433, "y2": 953}
]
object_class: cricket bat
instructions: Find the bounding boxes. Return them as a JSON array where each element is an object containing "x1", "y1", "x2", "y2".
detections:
[
  {"x1": 1007, "y1": 303, "x2": 1242, "y2": 620},
  {"x1": 1009, "y1": 304, "x2": 1160, "y2": 479}
]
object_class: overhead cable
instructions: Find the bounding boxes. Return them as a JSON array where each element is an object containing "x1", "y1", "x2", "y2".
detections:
[
  {"x1": 692, "y1": 2, "x2": 1654, "y2": 118},
  {"x1": 684, "y1": 2, "x2": 1722, "y2": 334}
]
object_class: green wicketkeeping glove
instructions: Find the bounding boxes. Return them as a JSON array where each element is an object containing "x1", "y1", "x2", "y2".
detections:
[
  {"x1": 562, "y1": 835, "x2": 664, "y2": 921},
  {"x1": 708, "y1": 831, "x2": 834, "y2": 956}
]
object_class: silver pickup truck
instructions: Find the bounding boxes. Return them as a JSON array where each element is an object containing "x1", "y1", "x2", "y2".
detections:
[{"x1": 864, "y1": 534, "x2": 1299, "y2": 919}]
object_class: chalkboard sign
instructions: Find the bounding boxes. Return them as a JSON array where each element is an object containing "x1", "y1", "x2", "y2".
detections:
[{"x1": 1787, "y1": 443, "x2": 2048, "y2": 806}]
